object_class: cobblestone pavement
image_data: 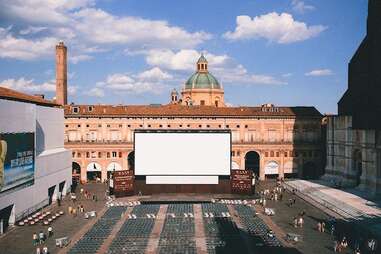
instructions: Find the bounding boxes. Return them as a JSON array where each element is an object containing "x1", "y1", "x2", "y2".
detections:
[
  {"x1": 0, "y1": 183, "x2": 107, "y2": 254},
  {"x1": 255, "y1": 180, "x2": 353, "y2": 254}
]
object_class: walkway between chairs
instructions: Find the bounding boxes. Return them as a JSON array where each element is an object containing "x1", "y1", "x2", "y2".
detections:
[
  {"x1": 145, "y1": 205, "x2": 168, "y2": 254},
  {"x1": 194, "y1": 204, "x2": 208, "y2": 254}
]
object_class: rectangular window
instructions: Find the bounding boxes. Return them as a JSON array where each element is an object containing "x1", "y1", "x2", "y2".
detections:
[
  {"x1": 200, "y1": 100, "x2": 205, "y2": 105},
  {"x1": 77, "y1": 153, "x2": 81, "y2": 158},
  {"x1": 119, "y1": 124, "x2": 123, "y2": 128},
  {"x1": 72, "y1": 152, "x2": 75, "y2": 157},
  {"x1": 270, "y1": 151, "x2": 274, "y2": 157},
  {"x1": 265, "y1": 152, "x2": 269, "y2": 157},
  {"x1": 112, "y1": 151, "x2": 117, "y2": 157},
  {"x1": 119, "y1": 152, "x2": 122, "y2": 158},
  {"x1": 107, "y1": 152, "x2": 110, "y2": 158},
  {"x1": 98, "y1": 152, "x2": 102, "y2": 158},
  {"x1": 86, "y1": 152, "x2": 90, "y2": 158},
  {"x1": 276, "y1": 151, "x2": 279, "y2": 157}
]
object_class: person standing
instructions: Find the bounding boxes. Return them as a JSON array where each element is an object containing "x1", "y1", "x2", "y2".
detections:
[
  {"x1": 39, "y1": 231, "x2": 45, "y2": 244},
  {"x1": 36, "y1": 247, "x2": 41, "y2": 254},
  {"x1": 33, "y1": 232, "x2": 38, "y2": 246},
  {"x1": 47, "y1": 226, "x2": 53, "y2": 237}
]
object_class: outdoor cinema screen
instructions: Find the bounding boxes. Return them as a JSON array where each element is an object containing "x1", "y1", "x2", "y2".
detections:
[{"x1": 134, "y1": 131, "x2": 231, "y2": 176}]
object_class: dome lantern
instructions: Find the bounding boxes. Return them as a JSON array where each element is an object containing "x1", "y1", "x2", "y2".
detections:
[{"x1": 197, "y1": 53, "x2": 208, "y2": 73}]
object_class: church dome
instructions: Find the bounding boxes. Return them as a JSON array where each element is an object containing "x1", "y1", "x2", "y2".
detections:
[
  {"x1": 184, "y1": 54, "x2": 221, "y2": 90},
  {"x1": 185, "y1": 72, "x2": 221, "y2": 89}
]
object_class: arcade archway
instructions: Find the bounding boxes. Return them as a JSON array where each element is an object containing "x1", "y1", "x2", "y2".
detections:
[
  {"x1": 245, "y1": 151, "x2": 260, "y2": 177},
  {"x1": 86, "y1": 162, "x2": 102, "y2": 182},
  {"x1": 353, "y1": 150, "x2": 362, "y2": 186},
  {"x1": 128, "y1": 151, "x2": 135, "y2": 171},
  {"x1": 72, "y1": 162, "x2": 81, "y2": 185},
  {"x1": 72, "y1": 162, "x2": 81, "y2": 175}
]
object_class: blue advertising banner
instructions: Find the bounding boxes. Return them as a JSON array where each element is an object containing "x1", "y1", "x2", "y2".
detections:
[{"x1": 0, "y1": 132, "x2": 35, "y2": 193}]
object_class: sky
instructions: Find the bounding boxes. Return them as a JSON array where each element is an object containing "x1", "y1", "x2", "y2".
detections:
[{"x1": 0, "y1": 0, "x2": 369, "y2": 114}]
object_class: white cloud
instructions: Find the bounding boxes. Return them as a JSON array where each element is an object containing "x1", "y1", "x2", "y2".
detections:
[
  {"x1": 0, "y1": 77, "x2": 55, "y2": 92},
  {"x1": 69, "y1": 54, "x2": 93, "y2": 64},
  {"x1": 291, "y1": 0, "x2": 315, "y2": 14},
  {"x1": 0, "y1": 27, "x2": 57, "y2": 60},
  {"x1": 97, "y1": 67, "x2": 173, "y2": 94},
  {"x1": 0, "y1": 0, "x2": 95, "y2": 24},
  {"x1": 250, "y1": 74, "x2": 287, "y2": 85},
  {"x1": 223, "y1": 13, "x2": 326, "y2": 43},
  {"x1": 72, "y1": 8, "x2": 211, "y2": 49},
  {"x1": 137, "y1": 67, "x2": 173, "y2": 81},
  {"x1": 0, "y1": 77, "x2": 77, "y2": 95},
  {"x1": 87, "y1": 87, "x2": 104, "y2": 97},
  {"x1": 282, "y1": 73, "x2": 293, "y2": 78},
  {"x1": 0, "y1": 1, "x2": 211, "y2": 61},
  {"x1": 19, "y1": 26, "x2": 47, "y2": 35},
  {"x1": 305, "y1": 69, "x2": 333, "y2": 76},
  {"x1": 145, "y1": 49, "x2": 229, "y2": 71}
]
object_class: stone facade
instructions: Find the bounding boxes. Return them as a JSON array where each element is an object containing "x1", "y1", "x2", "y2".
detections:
[
  {"x1": 324, "y1": 116, "x2": 381, "y2": 195},
  {"x1": 323, "y1": 1, "x2": 381, "y2": 196}
]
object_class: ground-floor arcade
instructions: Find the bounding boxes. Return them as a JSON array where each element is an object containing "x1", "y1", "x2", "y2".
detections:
[{"x1": 68, "y1": 143, "x2": 322, "y2": 184}]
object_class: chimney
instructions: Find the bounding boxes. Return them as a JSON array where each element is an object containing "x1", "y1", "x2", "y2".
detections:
[{"x1": 56, "y1": 41, "x2": 67, "y2": 105}]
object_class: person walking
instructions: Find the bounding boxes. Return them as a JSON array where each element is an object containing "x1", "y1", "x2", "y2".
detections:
[
  {"x1": 321, "y1": 222, "x2": 326, "y2": 233},
  {"x1": 47, "y1": 226, "x2": 53, "y2": 238},
  {"x1": 36, "y1": 247, "x2": 41, "y2": 254},
  {"x1": 42, "y1": 246, "x2": 48, "y2": 254}
]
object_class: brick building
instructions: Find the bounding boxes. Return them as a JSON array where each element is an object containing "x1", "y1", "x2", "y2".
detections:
[{"x1": 58, "y1": 44, "x2": 323, "y2": 184}]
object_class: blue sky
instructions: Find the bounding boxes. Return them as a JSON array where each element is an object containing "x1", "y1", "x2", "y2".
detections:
[{"x1": 0, "y1": 0, "x2": 368, "y2": 113}]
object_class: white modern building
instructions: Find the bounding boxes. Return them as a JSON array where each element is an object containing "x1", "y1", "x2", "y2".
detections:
[{"x1": 0, "y1": 87, "x2": 71, "y2": 234}]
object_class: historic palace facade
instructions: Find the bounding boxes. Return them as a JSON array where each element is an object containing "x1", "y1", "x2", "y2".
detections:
[{"x1": 59, "y1": 45, "x2": 323, "y2": 183}]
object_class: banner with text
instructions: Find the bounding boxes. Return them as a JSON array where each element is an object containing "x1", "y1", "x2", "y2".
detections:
[{"x1": 0, "y1": 132, "x2": 35, "y2": 194}]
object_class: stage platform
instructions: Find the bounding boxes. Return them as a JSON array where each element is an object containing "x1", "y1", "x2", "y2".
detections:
[{"x1": 112, "y1": 193, "x2": 259, "y2": 204}]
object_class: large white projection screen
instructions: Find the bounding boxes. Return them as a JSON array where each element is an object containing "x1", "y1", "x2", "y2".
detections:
[{"x1": 135, "y1": 132, "x2": 231, "y2": 176}]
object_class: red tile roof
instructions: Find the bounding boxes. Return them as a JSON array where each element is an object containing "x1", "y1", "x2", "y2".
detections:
[
  {"x1": 0, "y1": 86, "x2": 59, "y2": 107},
  {"x1": 64, "y1": 104, "x2": 322, "y2": 118}
]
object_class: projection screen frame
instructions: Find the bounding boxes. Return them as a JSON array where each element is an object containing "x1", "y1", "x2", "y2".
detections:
[{"x1": 133, "y1": 129, "x2": 232, "y2": 176}]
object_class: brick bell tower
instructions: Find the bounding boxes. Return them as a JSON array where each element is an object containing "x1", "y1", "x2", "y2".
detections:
[{"x1": 56, "y1": 41, "x2": 67, "y2": 105}]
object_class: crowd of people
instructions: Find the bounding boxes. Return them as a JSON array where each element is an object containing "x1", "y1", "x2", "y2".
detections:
[
  {"x1": 32, "y1": 227, "x2": 53, "y2": 254},
  {"x1": 254, "y1": 179, "x2": 379, "y2": 253}
]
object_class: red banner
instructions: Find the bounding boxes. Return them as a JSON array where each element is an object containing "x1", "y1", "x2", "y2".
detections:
[
  {"x1": 231, "y1": 170, "x2": 252, "y2": 194},
  {"x1": 114, "y1": 170, "x2": 134, "y2": 197}
]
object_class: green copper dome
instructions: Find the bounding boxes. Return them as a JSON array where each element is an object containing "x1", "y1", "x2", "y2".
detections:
[{"x1": 185, "y1": 72, "x2": 221, "y2": 89}]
